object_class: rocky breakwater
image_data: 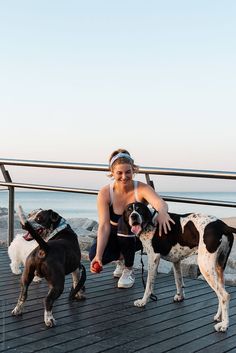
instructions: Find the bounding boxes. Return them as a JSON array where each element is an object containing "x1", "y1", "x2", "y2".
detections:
[{"x1": 0, "y1": 207, "x2": 97, "y2": 256}]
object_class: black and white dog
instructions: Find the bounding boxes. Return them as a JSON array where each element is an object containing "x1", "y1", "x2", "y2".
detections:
[
  {"x1": 119, "y1": 202, "x2": 236, "y2": 332},
  {"x1": 12, "y1": 206, "x2": 86, "y2": 327}
]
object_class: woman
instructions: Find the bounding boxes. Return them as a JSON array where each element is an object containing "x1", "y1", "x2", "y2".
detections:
[{"x1": 89, "y1": 148, "x2": 174, "y2": 288}]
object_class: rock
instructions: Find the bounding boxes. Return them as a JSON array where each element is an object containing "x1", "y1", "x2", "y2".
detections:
[
  {"x1": 67, "y1": 218, "x2": 97, "y2": 251},
  {"x1": 78, "y1": 236, "x2": 95, "y2": 252},
  {"x1": 68, "y1": 218, "x2": 98, "y2": 239},
  {"x1": 0, "y1": 215, "x2": 21, "y2": 229},
  {"x1": 0, "y1": 215, "x2": 98, "y2": 248},
  {"x1": 224, "y1": 274, "x2": 236, "y2": 286},
  {"x1": 181, "y1": 255, "x2": 200, "y2": 278},
  {"x1": 68, "y1": 217, "x2": 98, "y2": 232},
  {"x1": 158, "y1": 259, "x2": 173, "y2": 274},
  {"x1": 0, "y1": 207, "x2": 8, "y2": 216}
]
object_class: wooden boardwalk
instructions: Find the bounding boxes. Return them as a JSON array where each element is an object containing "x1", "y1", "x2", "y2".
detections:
[{"x1": 1, "y1": 245, "x2": 236, "y2": 353}]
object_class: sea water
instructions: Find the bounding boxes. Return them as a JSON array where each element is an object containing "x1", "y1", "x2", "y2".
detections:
[
  {"x1": 0, "y1": 190, "x2": 236, "y2": 220},
  {"x1": 0, "y1": 191, "x2": 98, "y2": 220}
]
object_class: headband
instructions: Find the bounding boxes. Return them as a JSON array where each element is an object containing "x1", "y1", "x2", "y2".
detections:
[{"x1": 109, "y1": 153, "x2": 134, "y2": 167}]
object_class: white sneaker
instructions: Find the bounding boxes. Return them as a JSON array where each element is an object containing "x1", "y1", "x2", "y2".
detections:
[
  {"x1": 117, "y1": 268, "x2": 135, "y2": 288},
  {"x1": 113, "y1": 260, "x2": 125, "y2": 278}
]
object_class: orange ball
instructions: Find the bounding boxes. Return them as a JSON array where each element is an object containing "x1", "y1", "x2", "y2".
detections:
[{"x1": 93, "y1": 261, "x2": 102, "y2": 273}]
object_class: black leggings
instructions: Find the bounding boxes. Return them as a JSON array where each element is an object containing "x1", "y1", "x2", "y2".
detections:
[{"x1": 89, "y1": 227, "x2": 143, "y2": 268}]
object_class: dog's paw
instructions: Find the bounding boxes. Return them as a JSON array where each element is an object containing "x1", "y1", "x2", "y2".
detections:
[
  {"x1": 12, "y1": 306, "x2": 23, "y2": 316},
  {"x1": 134, "y1": 299, "x2": 146, "y2": 307},
  {"x1": 214, "y1": 313, "x2": 222, "y2": 322},
  {"x1": 44, "y1": 311, "x2": 56, "y2": 327},
  {"x1": 11, "y1": 269, "x2": 22, "y2": 275},
  {"x1": 214, "y1": 321, "x2": 228, "y2": 332},
  {"x1": 33, "y1": 276, "x2": 42, "y2": 283},
  {"x1": 10, "y1": 264, "x2": 22, "y2": 275},
  {"x1": 74, "y1": 291, "x2": 86, "y2": 301},
  {"x1": 173, "y1": 294, "x2": 185, "y2": 302}
]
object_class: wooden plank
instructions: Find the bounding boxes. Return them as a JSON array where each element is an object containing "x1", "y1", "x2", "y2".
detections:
[{"x1": 1, "y1": 245, "x2": 236, "y2": 353}]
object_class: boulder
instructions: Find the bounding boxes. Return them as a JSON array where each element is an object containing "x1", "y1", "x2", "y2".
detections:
[{"x1": 0, "y1": 207, "x2": 8, "y2": 216}]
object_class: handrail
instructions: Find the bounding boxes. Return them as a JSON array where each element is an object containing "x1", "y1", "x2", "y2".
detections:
[
  {"x1": 0, "y1": 181, "x2": 98, "y2": 194},
  {"x1": 0, "y1": 157, "x2": 236, "y2": 245},
  {"x1": 1, "y1": 157, "x2": 236, "y2": 179}
]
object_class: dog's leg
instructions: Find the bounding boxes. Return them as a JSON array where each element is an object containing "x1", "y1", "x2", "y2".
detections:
[
  {"x1": 70, "y1": 268, "x2": 86, "y2": 300},
  {"x1": 12, "y1": 265, "x2": 35, "y2": 316},
  {"x1": 134, "y1": 247, "x2": 160, "y2": 307},
  {"x1": 10, "y1": 260, "x2": 22, "y2": 275},
  {"x1": 172, "y1": 261, "x2": 185, "y2": 302},
  {"x1": 198, "y1": 254, "x2": 230, "y2": 332},
  {"x1": 8, "y1": 244, "x2": 22, "y2": 274},
  {"x1": 214, "y1": 264, "x2": 230, "y2": 332},
  {"x1": 44, "y1": 276, "x2": 65, "y2": 327},
  {"x1": 33, "y1": 272, "x2": 43, "y2": 283}
]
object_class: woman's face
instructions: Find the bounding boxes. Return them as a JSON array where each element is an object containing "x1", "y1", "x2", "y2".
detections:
[{"x1": 112, "y1": 163, "x2": 133, "y2": 184}]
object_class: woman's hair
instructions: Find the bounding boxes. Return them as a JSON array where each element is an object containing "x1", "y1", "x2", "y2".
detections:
[{"x1": 108, "y1": 148, "x2": 139, "y2": 177}]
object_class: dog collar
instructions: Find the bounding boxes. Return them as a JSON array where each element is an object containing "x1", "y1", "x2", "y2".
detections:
[
  {"x1": 47, "y1": 218, "x2": 68, "y2": 240},
  {"x1": 117, "y1": 232, "x2": 136, "y2": 238}
]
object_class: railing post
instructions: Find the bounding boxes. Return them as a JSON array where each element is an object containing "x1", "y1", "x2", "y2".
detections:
[
  {"x1": 0, "y1": 165, "x2": 14, "y2": 245},
  {"x1": 145, "y1": 173, "x2": 155, "y2": 190}
]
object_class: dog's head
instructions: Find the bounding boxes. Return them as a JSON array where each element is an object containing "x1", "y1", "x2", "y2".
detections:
[
  {"x1": 120, "y1": 202, "x2": 154, "y2": 236},
  {"x1": 27, "y1": 209, "x2": 62, "y2": 231},
  {"x1": 23, "y1": 209, "x2": 52, "y2": 241}
]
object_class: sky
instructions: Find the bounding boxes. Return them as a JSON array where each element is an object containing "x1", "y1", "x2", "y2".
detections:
[{"x1": 0, "y1": 0, "x2": 235, "y2": 192}]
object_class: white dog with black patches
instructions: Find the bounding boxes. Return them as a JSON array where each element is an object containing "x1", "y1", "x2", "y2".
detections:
[
  {"x1": 118, "y1": 202, "x2": 236, "y2": 332},
  {"x1": 8, "y1": 209, "x2": 51, "y2": 282}
]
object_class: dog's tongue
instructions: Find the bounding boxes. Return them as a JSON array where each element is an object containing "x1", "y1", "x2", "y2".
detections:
[
  {"x1": 23, "y1": 232, "x2": 33, "y2": 241},
  {"x1": 131, "y1": 224, "x2": 142, "y2": 235}
]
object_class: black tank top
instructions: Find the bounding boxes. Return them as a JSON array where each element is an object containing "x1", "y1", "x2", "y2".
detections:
[{"x1": 109, "y1": 181, "x2": 139, "y2": 225}]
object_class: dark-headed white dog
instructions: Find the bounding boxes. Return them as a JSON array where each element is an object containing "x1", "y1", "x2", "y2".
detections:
[
  {"x1": 118, "y1": 202, "x2": 235, "y2": 332},
  {"x1": 8, "y1": 209, "x2": 51, "y2": 281}
]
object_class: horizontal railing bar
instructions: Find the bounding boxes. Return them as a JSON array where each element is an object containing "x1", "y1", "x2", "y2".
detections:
[
  {"x1": 0, "y1": 182, "x2": 98, "y2": 195},
  {"x1": 0, "y1": 181, "x2": 235, "y2": 208},
  {"x1": 0, "y1": 157, "x2": 236, "y2": 179},
  {"x1": 140, "y1": 167, "x2": 236, "y2": 179},
  {"x1": 0, "y1": 158, "x2": 108, "y2": 172},
  {"x1": 161, "y1": 195, "x2": 236, "y2": 208}
]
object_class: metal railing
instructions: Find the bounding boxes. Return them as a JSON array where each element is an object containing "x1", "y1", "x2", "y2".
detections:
[{"x1": 1, "y1": 157, "x2": 236, "y2": 245}]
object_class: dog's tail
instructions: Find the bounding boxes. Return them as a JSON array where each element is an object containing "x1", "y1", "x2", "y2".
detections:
[
  {"x1": 24, "y1": 221, "x2": 49, "y2": 252},
  {"x1": 217, "y1": 223, "x2": 235, "y2": 270},
  {"x1": 226, "y1": 225, "x2": 236, "y2": 235},
  {"x1": 69, "y1": 264, "x2": 87, "y2": 300}
]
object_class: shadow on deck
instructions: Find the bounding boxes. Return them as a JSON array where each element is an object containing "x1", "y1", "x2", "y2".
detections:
[{"x1": 1, "y1": 245, "x2": 236, "y2": 353}]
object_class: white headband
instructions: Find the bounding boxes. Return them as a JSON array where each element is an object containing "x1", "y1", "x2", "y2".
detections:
[{"x1": 110, "y1": 153, "x2": 134, "y2": 167}]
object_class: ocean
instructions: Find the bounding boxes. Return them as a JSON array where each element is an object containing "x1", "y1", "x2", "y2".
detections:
[{"x1": 0, "y1": 190, "x2": 236, "y2": 220}]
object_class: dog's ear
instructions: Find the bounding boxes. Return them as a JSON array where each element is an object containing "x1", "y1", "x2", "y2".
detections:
[
  {"x1": 117, "y1": 215, "x2": 131, "y2": 236},
  {"x1": 49, "y1": 210, "x2": 60, "y2": 223}
]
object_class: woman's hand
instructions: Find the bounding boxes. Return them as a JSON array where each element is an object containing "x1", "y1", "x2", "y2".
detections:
[
  {"x1": 156, "y1": 211, "x2": 175, "y2": 237},
  {"x1": 90, "y1": 256, "x2": 103, "y2": 273}
]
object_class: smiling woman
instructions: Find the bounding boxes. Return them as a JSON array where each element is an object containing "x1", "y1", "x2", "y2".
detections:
[{"x1": 89, "y1": 148, "x2": 175, "y2": 289}]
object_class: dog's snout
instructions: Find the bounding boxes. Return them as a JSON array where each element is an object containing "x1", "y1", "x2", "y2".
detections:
[
  {"x1": 131, "y1": 213, "x2": 139, "y2": 221},
  {"x1": 129, "y1": 211, "x2": 142, "y2": 226}
]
